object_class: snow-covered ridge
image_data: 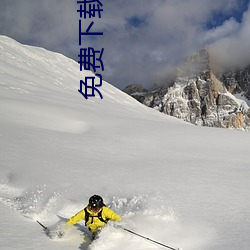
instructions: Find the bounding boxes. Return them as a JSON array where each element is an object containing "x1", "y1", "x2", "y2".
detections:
[
  {"x1": 0, "y1": 35, "x2": 147, "y2": 108},
  {"x1": 0, "y1": 35, "x2": 157, "y2": 134}
]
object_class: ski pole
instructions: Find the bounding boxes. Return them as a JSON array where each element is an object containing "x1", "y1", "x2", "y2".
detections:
[
  {"x1": 122, "y1": 227, "x2": 180, "y2": 250},
  {"x1": 37, "y1": 220, "x2": 48, "y2": 231}
]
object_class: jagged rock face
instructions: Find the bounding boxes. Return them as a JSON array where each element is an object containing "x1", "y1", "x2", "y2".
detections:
[
  {"x1": 163, "y1": 50, "x2": 250, "y2": 129},
  {"x1": 123, "y1": 49, "x2": 250, "y2": 130},
  {"x1": 218, "y1": 66, "x2": 250, "y2": 99},
  {"x1": 123, "y1": 84, "x2": 146, "y2": 95},
  {"x1": 161, "y1": 73, "x2": 249, "y2": 128},
  {"x1": 123, "y1": 84, "x2": 147, "y2": 103}
]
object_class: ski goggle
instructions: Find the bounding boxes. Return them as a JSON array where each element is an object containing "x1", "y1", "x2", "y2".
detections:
[{"x1": 89, "y1": 204, "x2": 101, "y2": 211}]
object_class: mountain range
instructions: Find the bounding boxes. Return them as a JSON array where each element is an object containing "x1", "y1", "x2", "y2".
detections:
[{"x1": 123, "y1": 49, "x2": 250, "y2": 130}]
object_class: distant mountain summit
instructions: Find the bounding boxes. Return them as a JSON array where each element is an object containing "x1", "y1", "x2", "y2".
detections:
[{"x1": 123, "y1": 49, "x2": 250, "y2": 130}]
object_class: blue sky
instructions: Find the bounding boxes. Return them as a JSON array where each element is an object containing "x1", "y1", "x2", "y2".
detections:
[
  {"x1": 206, "y1": 0, "x2": 249, "y2": 28},
  {"x1": 0, "y1": 0, "x2": 249, "y2": 89}
]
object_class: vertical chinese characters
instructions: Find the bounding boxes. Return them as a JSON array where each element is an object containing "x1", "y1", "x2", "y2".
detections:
[{"x1": 77, "y1": 0, "x2": 104, "y2": 99}]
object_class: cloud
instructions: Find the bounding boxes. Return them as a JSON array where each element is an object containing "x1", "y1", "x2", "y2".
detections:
[
  {"x1": 0, "y1": 0, "x2": 79, "y2": 52},
  {"x1": 0, "y1": 0, "x2": 249, "y2": 89},
  {"x1": 200, "y1": 18, "x2": 240, "y2": 45},
  {"x1": 209, "y1": 4, "x2": 250, "y2": 69}
]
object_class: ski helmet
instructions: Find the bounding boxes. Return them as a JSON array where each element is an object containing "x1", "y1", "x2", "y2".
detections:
[{"x1": 89, "y1": 195, "x2": 104, "y2": 210}]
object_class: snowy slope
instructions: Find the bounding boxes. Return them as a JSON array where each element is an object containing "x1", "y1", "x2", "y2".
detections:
[{"x1": 0, "y1": 36, "x2": 250, "y2": 250}]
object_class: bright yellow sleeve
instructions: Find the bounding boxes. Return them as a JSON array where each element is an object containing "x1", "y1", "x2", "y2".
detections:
[
  {"x1": 103, "y1": 207, "x2": 122, "y2": 222},
  {"x1": 67, "y1": 209, "x2": 85, "y2": 225}
]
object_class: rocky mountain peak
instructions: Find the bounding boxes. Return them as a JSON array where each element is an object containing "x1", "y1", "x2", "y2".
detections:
[
  {"x1": 177, "y1": 49, "x2": 210, "y2": 78},
  {"x1": 123, "y1": 49, "x2": 250, "y2": 130}
]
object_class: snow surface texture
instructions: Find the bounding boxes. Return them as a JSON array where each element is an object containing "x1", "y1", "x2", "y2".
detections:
[{"x1": 0, "y1": 35, "x2": 250, "y2": 250}]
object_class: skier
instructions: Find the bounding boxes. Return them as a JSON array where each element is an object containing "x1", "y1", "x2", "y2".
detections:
[{"x1": 66, "y1": 194, "x2": 122, "y2": 239}]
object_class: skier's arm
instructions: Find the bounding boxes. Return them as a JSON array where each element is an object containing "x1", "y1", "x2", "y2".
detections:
[
  {"x1": 67, "y1": 209, "x2": 85, "y2": 225},
  {"x1": 104, "y1": 207, "x2": 122, "y2": 222}
]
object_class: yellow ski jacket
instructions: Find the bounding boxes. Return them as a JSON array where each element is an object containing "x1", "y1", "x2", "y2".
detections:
[{"x1": 67, "y1": 206, "x2": 121, "y2": 233}]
